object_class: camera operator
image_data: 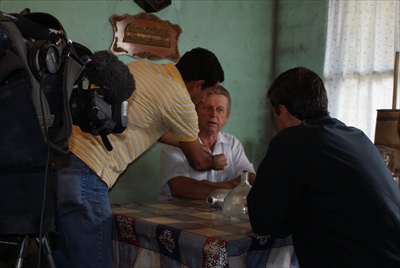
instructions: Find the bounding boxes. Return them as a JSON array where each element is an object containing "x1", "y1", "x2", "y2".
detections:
[{"x1": 52, "y1": 48, "x2": 226, "y2": 268}]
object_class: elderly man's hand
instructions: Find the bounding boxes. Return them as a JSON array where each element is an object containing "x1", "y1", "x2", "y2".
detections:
[{"x1": 212, "y1": 154, "x2": 227, "y2": 170}]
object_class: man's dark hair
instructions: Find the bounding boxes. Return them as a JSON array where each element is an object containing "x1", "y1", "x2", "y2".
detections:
[
  {"x1": 176, "y1": 47, "x2": 224, "y2": 89},
  {"x1": 267, "y1": 67, "x2": 329, "y2": 120}
]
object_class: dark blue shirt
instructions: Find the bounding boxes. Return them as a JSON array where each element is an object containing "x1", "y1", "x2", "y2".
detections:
[{"x1": 248, "y1": 115, "x2": 400, "y2": 267}]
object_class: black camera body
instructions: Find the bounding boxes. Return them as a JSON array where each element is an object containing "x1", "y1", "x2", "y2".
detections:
[{"x1": 69, "y1": 87, "x2": 129, "y2": 148}]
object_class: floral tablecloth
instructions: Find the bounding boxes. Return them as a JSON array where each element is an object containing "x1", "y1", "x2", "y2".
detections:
[{"x1": 112, "y1": 199, "x2": 299, "y2": 268}]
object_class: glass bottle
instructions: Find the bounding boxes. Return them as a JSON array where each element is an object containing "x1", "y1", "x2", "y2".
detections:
[{"x1": 222, "y1": 170, "x2": 252, "y2": 221}]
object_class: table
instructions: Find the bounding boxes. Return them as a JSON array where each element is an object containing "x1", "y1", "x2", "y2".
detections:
[{"x1": 111, "y1": 199, "x2": 299, "y2": 268}]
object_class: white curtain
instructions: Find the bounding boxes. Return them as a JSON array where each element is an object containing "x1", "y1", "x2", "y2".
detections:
[{"x1": 324, "y1": 0, "x2": 400, "y2": 141}]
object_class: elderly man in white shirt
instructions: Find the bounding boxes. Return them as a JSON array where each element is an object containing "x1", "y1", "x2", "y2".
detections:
[{"x1": 160, "y1": 85, "x2": 255, "y2": 200}]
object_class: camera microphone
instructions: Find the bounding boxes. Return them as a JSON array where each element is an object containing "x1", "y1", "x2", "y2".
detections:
[{"x1": 83, "y1": 50, "x2": 135, "y2": 103}]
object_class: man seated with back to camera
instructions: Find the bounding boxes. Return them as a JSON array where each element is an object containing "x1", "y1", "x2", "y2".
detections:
[
  {"x1": 159, "y1": 85, "x2": 256, "y2": 200},
  {"x1": 247, "y1": 67, "x2": 400, "y2": 267}
]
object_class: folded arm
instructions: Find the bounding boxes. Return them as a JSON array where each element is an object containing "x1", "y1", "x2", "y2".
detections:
[
  {"x1": 179, "y1": 139, "x2": 227, "y2": 171},
  {"x1": 168, "y1": 176, "x2": 240, "y2": 199},
  {"x1": 168, "y1": 171, "x2": 256, "y2": 199},
  {"x1": 159, "y1": 131, "x2": 227, "y2": 171}
]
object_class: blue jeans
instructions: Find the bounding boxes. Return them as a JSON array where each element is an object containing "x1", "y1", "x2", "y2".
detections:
[{"x1": 52, "y1": 153, "x2": 112, "y2": 268}]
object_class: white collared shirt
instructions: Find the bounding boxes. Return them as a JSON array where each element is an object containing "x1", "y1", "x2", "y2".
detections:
[{"x1": 159, "y1": 131, "x2": 255, "y2": 199}]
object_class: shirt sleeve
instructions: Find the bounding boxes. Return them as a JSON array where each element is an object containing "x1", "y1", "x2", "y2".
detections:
[
  {"x1": 228, "y1": 134, "x2": 256, "y2": 175},
  {"x1": 159, "y1": 143, "x2": 190, "y2": 194},
  {"x1": 163, "y1": 95, "x2": 199, "y2": 142}
]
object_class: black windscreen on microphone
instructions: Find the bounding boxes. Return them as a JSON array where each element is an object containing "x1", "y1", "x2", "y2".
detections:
[{"x1": 84, "y1": 50, "x2": 136, "y2": 103}]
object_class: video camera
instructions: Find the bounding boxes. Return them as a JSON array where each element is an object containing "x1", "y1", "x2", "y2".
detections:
[
  {"x1": 1, "y1": 10, "x2": 135, "y2": 152},
  {"x1": 69, "y1": 84, "x2": 129, "y2": 151},
  {"x1": 68, "y1": 49, "x2": 135, "y2": 151}
]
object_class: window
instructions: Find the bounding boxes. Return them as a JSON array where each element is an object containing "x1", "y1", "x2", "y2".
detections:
[{"x1": 324, "y1": 0, "x2": 400, "y2": 141}]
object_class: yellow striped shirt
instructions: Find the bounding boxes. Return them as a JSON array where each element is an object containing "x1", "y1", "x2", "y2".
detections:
[{"x1": 69, "y1": 60, "x2": 199, "y2": 187}]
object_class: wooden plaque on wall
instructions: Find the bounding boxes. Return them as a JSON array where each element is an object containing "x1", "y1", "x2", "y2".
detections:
[{"x1": 110, "y1": 13, "x2": 182, "y2": 62}]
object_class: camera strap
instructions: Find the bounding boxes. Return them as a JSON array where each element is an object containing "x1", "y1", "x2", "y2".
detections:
[{"x1": 87, "y1": 94, "x2": 117, "y2": 151}]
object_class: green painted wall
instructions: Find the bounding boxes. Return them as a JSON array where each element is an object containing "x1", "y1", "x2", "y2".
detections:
[{"x1": 0, "y1": 0, "x2": 326, "y2": 203}]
